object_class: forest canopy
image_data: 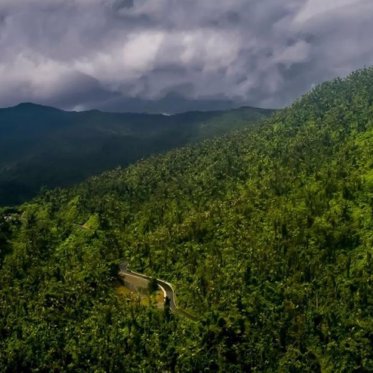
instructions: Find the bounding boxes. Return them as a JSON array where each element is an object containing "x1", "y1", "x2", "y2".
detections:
[{"x1": 0, "y1": 68, "x2": 372, "y2": 371}]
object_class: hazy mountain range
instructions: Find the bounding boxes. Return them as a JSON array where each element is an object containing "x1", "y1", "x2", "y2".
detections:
[{"x1": 0, "y1": 103, "x2": 274, "y2": 205}]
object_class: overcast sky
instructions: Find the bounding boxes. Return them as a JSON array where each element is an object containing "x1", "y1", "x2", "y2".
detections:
[{"x1": 0, "y1": 0, "x2": 372, "y2": 112}]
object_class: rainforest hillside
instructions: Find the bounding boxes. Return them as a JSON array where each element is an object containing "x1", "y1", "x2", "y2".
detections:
[
  {"x1": 0, "y1": 68, "x2": 372, "y2": 372},
  {"x1": 0, "y1": 104, "x2": 272, "y2": 206}
]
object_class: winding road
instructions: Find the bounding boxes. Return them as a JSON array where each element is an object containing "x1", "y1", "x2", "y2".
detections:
[{"x1": 118, "y1": 268, "x2": 196, "y2": 320}]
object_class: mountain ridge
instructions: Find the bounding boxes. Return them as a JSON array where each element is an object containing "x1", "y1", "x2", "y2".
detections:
[
  {"x1": 0, "y1": 68, "x2": 373, "y2": 373},
  {"x1": 0, "y1": 103, "x2": 274, "y2": 206},
  {"x1": 1, "y1": 67, "x2": 372, "y2": 371},
  {"x1": 1, "y1": 101, "x2": 273, "y2": 116}
]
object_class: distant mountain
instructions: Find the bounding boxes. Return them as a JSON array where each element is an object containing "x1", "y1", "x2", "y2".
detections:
[{"x1": 0, "y1": 103, "x2": 274, "y2": 205}]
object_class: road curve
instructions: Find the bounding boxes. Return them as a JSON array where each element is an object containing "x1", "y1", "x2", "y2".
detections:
[{"x1": 118, "y1": 269, "x2": 196, "y2": 320}]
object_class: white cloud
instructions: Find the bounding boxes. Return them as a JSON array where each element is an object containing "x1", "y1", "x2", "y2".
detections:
[
  {"x1": 274, "y1": 40, "x2": 311, "y2": 68},
  {"x1": 122, "y1": 31, "x2": 164, "y2": 72},
  {"x1": 294, "y1": 0, "x2": 360, "y2": 24},
  {"x1": 0, "y1": 53, "x2": 70, "y2": 99}
]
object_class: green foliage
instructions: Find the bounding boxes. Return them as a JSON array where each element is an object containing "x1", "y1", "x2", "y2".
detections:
[
  {"x1": 1, "y1": 67, "x2": 373, "y2": 371},
  {"x1": 148, "y1": 277, "x2": 159, "y2": 294}
]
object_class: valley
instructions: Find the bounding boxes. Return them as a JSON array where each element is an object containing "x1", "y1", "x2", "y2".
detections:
[{"x1": 0, "y1": 104, "x2": 273, "y2": 206}]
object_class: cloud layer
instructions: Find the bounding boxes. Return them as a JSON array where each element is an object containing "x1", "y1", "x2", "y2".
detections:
[{"x1": 0, "y1": 0, "x2": 372, "y2": 112}]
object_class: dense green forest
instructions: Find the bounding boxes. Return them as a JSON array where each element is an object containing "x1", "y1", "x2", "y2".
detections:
[
  {"x1": 0, "y1": 104, "x2": 272, "y2": 206},
  {"x1": 0, "y1": 67, "x2": 373, "y2": 372}
]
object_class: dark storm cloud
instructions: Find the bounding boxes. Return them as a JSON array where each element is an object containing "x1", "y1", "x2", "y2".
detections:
[
  {"x1": 0, "y1": 0, "x2": 372, "y2": 112},
  {"x1": 113, "y1": 0, "x2": 135, "y2": 11}
]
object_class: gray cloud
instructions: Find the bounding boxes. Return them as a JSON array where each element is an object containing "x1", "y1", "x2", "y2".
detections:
[
  {"x1": 0, "y1": 0, "x2": 372, "y2": 112},
  {"x1": 113, "y1": 0, "x2": 135, "y2": 11}
]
